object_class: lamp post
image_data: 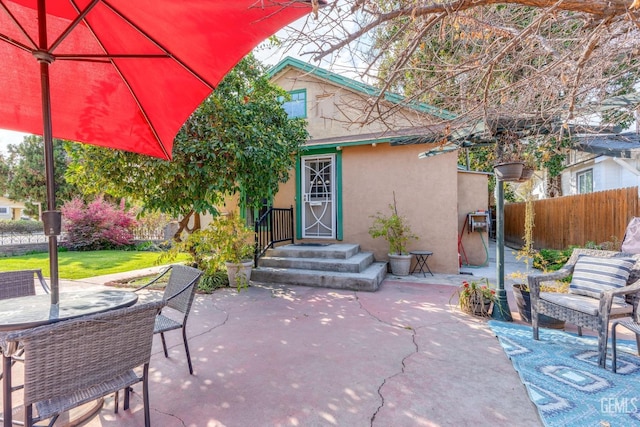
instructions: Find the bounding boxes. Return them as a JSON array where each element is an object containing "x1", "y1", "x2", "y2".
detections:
[{"x1": 492, "y1": 179, "x2": 513, "y2": 321}]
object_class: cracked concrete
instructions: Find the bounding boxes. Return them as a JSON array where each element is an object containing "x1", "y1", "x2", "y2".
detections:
[{"x1": 60, "y1": 278, "x2": 542, "y2": 427}]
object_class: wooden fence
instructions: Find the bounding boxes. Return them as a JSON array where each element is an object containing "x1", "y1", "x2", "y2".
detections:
[{"x1": 504, "y1": 186, "x2": 639, "y2": 250}]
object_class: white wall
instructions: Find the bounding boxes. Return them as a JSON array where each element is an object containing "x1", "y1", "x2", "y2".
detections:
[
  {"x1": 0, "y1": 206, "x2": 11, "y2": 220},
  {"x1": 562, "y1": 155, "x2": 640, "y2": 195}
]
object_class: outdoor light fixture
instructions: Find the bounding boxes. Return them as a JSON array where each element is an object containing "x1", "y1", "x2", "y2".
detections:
[{"x1": 418, "y1": 146, "x2": 458, "y2": 158}]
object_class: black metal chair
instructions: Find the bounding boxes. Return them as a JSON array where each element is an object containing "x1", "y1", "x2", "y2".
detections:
[
  {"x1": 3, "y1": 300, "x2": 164, "y2": 427},
  {"x1": 135, "y1": 264, "x2": 203, "y2": 374}
]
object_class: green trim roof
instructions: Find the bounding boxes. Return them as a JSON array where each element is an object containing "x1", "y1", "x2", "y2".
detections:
[{"x1": 267, "y1": 57, "x2": 457, "y2": 121}]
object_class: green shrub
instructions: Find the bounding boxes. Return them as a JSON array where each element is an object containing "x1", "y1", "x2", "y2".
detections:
[
  {"x1": 198, "y1": 270, "x2": 230, "y2": 293},
  {"x1": 533, "y1": 248, "x2": 573, "y2": 271},
  {"x1": 0, "y1": 219, "x2": 43, "y2": 234},
  {"x1": 132, "y1": 241, "x2": 161, "y2": 252}
]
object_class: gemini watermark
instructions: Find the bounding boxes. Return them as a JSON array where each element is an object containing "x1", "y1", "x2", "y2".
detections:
[{"x1": 600, "y1": 397, "x2": 639, "y2": 414}]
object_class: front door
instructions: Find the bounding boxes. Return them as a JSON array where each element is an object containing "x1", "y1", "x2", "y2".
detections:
[{"x1": 302, "y1": 155, "x2": 336, "y2": 239}]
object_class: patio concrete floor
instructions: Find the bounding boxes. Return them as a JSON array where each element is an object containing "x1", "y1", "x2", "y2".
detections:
[
  {"x1": 78, "y1": 280, "x2": 542, "y2": 427},
  {"x1": 10, "y1": 242, "x2": 630, "y2": 426}
]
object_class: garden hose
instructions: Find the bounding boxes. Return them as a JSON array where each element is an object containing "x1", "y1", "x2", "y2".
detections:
[{"x1": 461, "y1": 231, "x2": 490, "y2": 268}]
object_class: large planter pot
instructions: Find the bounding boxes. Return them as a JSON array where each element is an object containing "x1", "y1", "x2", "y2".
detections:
[
  {"x1": 225, "y1": 260, "x2": 253, "y2": 289},
  {"x1": 512, "y1": 284, "x2": 565, "y2": 329},
  {"x1": 389, "y1": 253, "x2": 412, "y2": 276},
  {"x1": 518, "y1": 166, "x2": 534, "y2": 182},
  {"x1": 494, "y1": 162, "x2": 524, "y2": 181}
]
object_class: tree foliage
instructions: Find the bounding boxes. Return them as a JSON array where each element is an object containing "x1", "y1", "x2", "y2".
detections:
[
  {"x1": 280, "y1": 0, "x2": 640, "y2": 184},
  {"x1": 66, "y1": 54, "x2": 308, "y2": 229},
  {"x1": 0, "y1": 135, "x2": 76, "y2": 215}
]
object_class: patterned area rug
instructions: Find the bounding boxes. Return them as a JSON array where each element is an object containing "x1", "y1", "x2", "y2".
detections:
[{"x1": 489, "y1": 321, "x2": 640, "y2": 427}]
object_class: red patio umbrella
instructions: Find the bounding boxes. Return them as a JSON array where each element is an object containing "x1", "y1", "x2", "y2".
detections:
[{"x1": 0, "y1": 0, "x2": 319, "y2": 304}]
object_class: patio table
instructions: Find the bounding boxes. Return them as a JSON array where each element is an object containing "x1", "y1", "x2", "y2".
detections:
[{"x1": 0, "y1": 289, "x2": 138, "y2": 427}]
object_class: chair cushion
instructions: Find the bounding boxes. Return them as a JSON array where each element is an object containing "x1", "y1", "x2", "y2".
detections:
[
  {"x1": 541, "y1": 292, "x2": 633, "y2": 316},
  {"x1": 568, "y1": 255, "x2": 635, "y2": 301}
]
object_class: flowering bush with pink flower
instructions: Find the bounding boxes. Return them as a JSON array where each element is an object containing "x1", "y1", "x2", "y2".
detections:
[{"x1": 61, "y1": 197, "x2": 138, "y2": 250}]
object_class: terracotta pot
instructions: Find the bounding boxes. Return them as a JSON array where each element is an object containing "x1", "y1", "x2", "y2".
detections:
[{"x1": 494, "y1": 162, "x2": 524, "y2": 181}]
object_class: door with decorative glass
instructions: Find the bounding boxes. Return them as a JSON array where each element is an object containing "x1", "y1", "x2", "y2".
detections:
[{"x1": 302, "y1": 155, "x2": 335, "y2": 238}]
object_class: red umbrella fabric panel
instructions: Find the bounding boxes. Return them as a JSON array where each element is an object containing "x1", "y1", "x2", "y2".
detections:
[{"x1": 0, "y1": 0, "x2": 315, "y2": 159}]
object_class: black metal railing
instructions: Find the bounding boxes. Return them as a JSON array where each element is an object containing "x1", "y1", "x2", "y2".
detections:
[{"x1": 254, "y1": 206, "x2": 294, "y2": 267}]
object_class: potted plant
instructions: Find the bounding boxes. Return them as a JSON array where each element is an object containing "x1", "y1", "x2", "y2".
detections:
[
  {"x1": 452, "y1": 278, "x2": 496, "y2": 317},
  {"x1": 511, "y1": 282, "x2": 567, "y2": 329},
  {"x1": 369, "y1": 193, "x2": 418, "y2": 275},
  {"x1": 493, "y1": 131, "x2": 524, "y2": 181},
  {"x1": 518, "y1": 152, "x2": 536, "y2": 182},
  {"x1": 207, "y1": 212, "x2": 255, "y2": 290}
]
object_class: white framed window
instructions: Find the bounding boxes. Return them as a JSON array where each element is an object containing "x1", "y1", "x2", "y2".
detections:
[
  {"x1": 0, "y1": 207, "x2": 7, "y2": 214},
  {"x1": 577, "y1": 169, "x2": 593, "y2": 194}
]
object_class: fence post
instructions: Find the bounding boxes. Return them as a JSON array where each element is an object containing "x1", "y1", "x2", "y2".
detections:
[
  {"x1": 254, "y1": 219, "x2": 259, "y2": 268},
  {"x1": 289, "y1": 205, "x2": 294, "y2": 244}
]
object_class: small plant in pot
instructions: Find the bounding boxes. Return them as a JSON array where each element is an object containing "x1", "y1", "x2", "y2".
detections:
[
  {"x1": 452, "y1": 278, "x2": 496, "y2": 317},
  {"x1": 368, "y1": 193, "x2": 417, "y2": 275},
  {"x1": 493, "y1": 131, "x2": 525, "y2": 181},
  {"x1": 207, "y1": 211, "x2": 255, "y2": 291}
]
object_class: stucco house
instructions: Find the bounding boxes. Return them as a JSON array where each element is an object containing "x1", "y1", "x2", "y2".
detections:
[
  {"x1": 561, "y1": 132, "x2": 640, "y2": 196},
  {"x1": 240, "y1": 57, "x2": 489, "y2": 277},
  {"x1": 0, "y1": 196, "x2": 26, "y2": 220}
]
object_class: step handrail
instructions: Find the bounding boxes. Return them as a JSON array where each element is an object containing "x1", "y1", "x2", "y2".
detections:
[{"x1": 254, "y1": 206, "x2": 294, "y2": 267}]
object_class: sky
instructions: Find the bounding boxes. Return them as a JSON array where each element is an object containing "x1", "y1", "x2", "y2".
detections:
[{"x1": 0, "y1": 129, "x2": 29, "y2": 154}]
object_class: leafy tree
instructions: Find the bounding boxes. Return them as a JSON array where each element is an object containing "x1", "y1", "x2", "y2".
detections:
[
  {"x1": 66, "y1": 54, "x2": 307, "y2": 235},
  {"x1": 0, "y1": 135, "x2": 76, "y2": 216}
]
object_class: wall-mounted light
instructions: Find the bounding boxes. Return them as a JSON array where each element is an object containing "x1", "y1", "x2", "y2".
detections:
[
  {"x1": 418, "y1": 146, "x2": 457, "y2": 159},
  {"x1": 371, "y1": 143, "x2": 377, "y2": 147},
  {"x1": 336, "y1": 146, "x2": 342, "y2": 151}
]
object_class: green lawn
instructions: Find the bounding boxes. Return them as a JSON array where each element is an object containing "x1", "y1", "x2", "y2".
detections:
[{"x1": 0, "y1": 250, "x2": 190, "y2": 280}]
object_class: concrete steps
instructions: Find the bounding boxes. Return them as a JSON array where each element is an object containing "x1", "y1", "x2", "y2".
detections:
[{"x1": 251, "y1": 243, "x2": 386, "y2": 292}]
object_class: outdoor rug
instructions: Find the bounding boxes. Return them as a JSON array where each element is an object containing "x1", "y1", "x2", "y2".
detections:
[{"x1": 489, "y1": 320, "x2": 640, "y2": 427}]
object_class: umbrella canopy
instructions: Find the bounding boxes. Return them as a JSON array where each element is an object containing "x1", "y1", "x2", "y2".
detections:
[{"x1": 0, "y1": 0, "x2": 318, "y2": 303}]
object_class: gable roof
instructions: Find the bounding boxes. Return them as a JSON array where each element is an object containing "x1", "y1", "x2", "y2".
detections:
[
  {"x1": 574, "y1": 132, "x2": 640, "y2": 159},
  {"x1": 267, "y1": 57, "x2": 457, "y2": 121}
]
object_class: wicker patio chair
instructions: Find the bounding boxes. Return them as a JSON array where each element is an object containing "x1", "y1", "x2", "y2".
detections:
[
  {"x1": 0, "y1": 270, "x2": 50, "y2": 383},
  {"x1": 2, "y1": 300, "x2": 165, "y2": 427},
  {"x1": 528, "y1": 248, "x2": 640, "y2": 368},
  {"x1": 0, "y1": 269, "x2": 49, "y2": 299},
  {"x1": 134, "y1": 264, "x2": 203, "y2": 375}
]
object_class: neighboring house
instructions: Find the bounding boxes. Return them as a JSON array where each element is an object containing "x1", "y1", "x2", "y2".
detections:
[
  {"x1": 561, "y1": 133, "x2": 640, "y2": 196},
  {"x1": 0, "y1": 196, "x2": 26, "y2": 220},
  {"x1": 224, "y1": 56, "x2": 487, "y2": 274}
]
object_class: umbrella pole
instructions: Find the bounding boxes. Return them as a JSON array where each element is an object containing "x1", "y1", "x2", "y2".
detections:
[{"x1": 37, "y1": 0, "x2": 60, "y2": 305}]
